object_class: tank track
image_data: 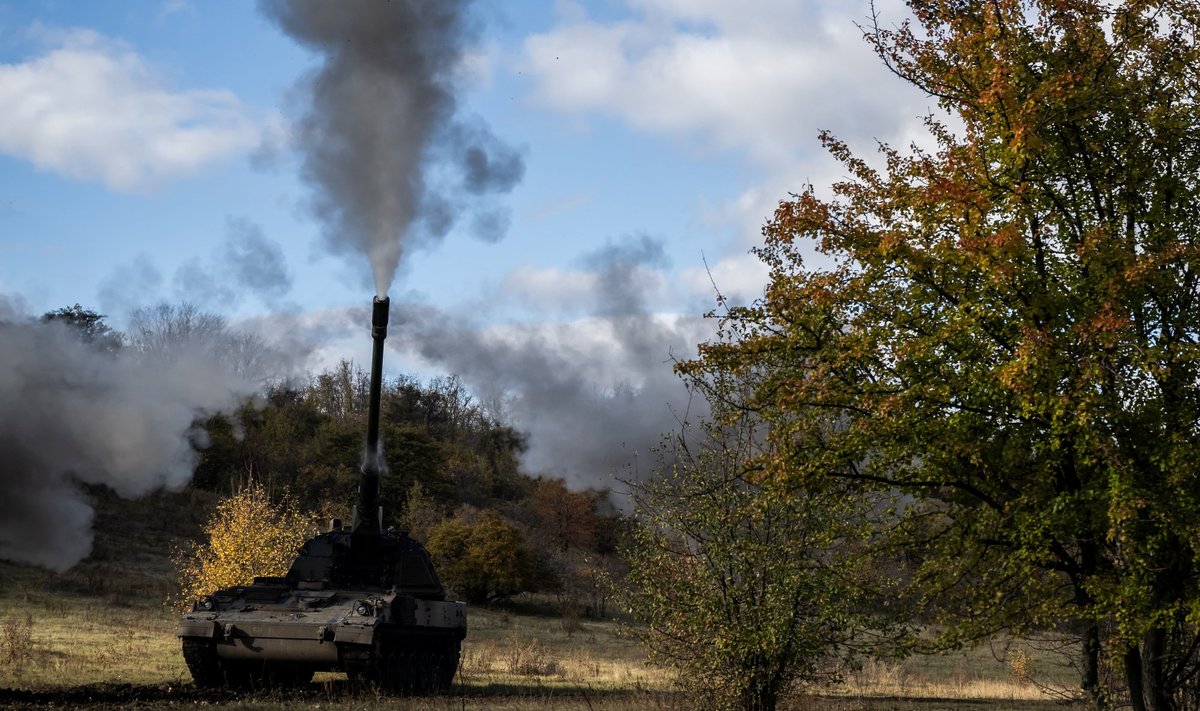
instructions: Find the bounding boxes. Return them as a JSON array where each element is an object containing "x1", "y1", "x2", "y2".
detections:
[
  {"x1": 182, "y1": 639, "x2": 314, "y2": 690},
  {"x1": 340, "y1": 629, "x2": 461, "y2": 695},
  {"x1": 181, "y1": 639, "x2": 224, "y2": 688}
]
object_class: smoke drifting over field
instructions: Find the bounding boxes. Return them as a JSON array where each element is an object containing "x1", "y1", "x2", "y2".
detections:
[
  {"x1": 397, "y1": 237, "x2": 712, "y2": 490},
  {"x1": 260, "y1": 0, "x2": 523, "y2": 296},
  {"x1": 0, "y1": 304, "x2": 256, "y2": 571}
]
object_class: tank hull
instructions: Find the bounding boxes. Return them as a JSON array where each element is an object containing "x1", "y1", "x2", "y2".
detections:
[{"x1": 177, "y1": 582, "x2": 466, "y2": 691}]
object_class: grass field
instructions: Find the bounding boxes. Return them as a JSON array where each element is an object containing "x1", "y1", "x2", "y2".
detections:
[{"x1": 0, "y1": 490, "x2": 1085, "y2": 710}]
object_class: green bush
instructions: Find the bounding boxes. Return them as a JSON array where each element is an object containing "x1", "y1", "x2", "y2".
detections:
[{"x1": 426, "y1": 512, "x2": 543, "y2": 604}]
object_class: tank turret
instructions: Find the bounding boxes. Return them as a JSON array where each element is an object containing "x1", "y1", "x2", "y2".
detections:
[{"x1": 177, "y1": 296, "x2": 466, "y2": 693}]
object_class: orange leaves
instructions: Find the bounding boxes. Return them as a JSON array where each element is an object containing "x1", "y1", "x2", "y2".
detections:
[
  {"x1": 923, "y1": 162, "x2": 984, "y2": 208},
  {"x1": 789, "y1": 271, "x2": 845, "y2": 310},
  {"x1": 765, "y1": 190, "x2": 830, "y2": 246},
  {"x1": 1086, "y1": 303, "x2": 1132, "y2": 338},
  {"x1": 997, "y1": 326, "x2": 1052, "y2": 395},
  {"x1": 532, "y1": 478, "x2": 601, "y2": 553},
  {"x1": 957, "y1": 221, "x2": 1025, "y2": 257},
  {"x1": 1121, "y1": 242, "x2": 1200, "y2": 286}
]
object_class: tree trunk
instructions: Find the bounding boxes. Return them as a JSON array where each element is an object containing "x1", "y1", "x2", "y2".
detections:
[
  {"x1": 1082, "y1": 622, "x2": 1107, "y2": 710},
  {"x1": 1127, "y1": 644, "x2": 1149, "y2": 711},
  {"x1": 1142, "y1": 629, "x2": 1173, "y2": 711},
  {"x1": 743, "y1": 667, "x2": 781, "y2": 711}
]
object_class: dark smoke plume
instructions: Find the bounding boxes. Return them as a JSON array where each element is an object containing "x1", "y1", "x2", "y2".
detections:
[
  {"x1": 0, "y1": 306, "x2": 257, "y2": 571},
  {"x1": 395, "y1": 237, "x2": 712, "y2": 490},
  {"x1": 260, "y1": 0, "x2": 523, "y2": 296}
]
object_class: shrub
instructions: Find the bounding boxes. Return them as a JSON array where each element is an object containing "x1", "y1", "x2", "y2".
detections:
[
  {"x1": 172, "y1": 481, "x2": 316, "y2": 610},
  {"x1": 0, "y1": 615, "x2": 39, "y2": 675},
  {"x1": 623, "y1": 413, "x2": 880, "y2": 711},
  {"x1": 426, "y1": 511, "x2": 543, "y2": 604}
]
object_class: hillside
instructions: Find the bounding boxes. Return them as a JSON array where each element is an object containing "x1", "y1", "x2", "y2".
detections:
[{"x1": 0, "y1": 487, "x2": 213, "y2": 606}]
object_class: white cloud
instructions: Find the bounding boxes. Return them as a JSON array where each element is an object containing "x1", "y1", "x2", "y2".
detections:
[
  {"x1": 627, "y1": 0, "x2": 824, "y2": 36},
  {"x1": 0, "y1": 28, "x2": 258, "y2": 191},
  {"x1": 156, "y1": 0, "x2": 193, "y2": 23},
  {"x1": 522, "y1": 0, "x2": 929, "y2": 173},
  {"x1": 500, "y1": 264, "x2": 601, "y2": 310},
  {"x1": 681, "y1": 251, "x2": 770, "y2": 308},
  {"x1": 521, "y1": 0, "x2": 941, "y2": 274}
]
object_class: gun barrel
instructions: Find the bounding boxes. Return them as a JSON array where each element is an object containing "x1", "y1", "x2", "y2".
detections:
[{"x1": 353, "y1": 295, "x2": 389, "y2": 540}]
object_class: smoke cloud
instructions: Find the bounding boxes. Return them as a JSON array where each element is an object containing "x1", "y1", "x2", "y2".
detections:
[
  {"x1": 0, "y1": 306, "x2": 257, "y2": 571},
  {"x1": 260, "y1": 0, "x2": 524, "y2": 297},
  {"x1": 172, "y1": 217, "x2": 293, "y2": 309},
  {"x1": 220, "y1": 218, "x2": 293, "y2": 302},
  {"x1": 99, "y1": 218, "x2": 293, "y2": 316},
  {"x1": 396, "y1": 236, "x2": 712, "y2": 490},
  {"x1": 97, "y1": 254, "x2": 164, "y2": 316}
]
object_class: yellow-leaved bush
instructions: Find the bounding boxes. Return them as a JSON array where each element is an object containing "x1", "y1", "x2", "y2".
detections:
[{"x1": 172, "y1": 481, "x2": 317, "y2": 611}]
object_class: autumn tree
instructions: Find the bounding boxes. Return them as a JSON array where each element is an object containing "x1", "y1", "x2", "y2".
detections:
[
  {"x1": 173, "y1": 481, "x2": 317, "y2": 610},
  {"x1": 623, "y1": 392, "x2": 881, "y2": 711},
  {"x1": 398, "y1": 480, "x2": 445, "y2": 543},
  {"x1": 531, "y1": 477, "x2": 599, "y2": 553},
  {"x1": 687, "y1": 2, "x2": 1200, "y2": 709},
  {"x1": 306, "y1": 359, "x2": 368, "y2": 422}
]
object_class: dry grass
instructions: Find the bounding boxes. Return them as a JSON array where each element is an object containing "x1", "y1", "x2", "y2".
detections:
[
  {"x1": 457, "y1": 607, "x2": 673, "y2": 692},
  {"x1": 0, "y1": 577, "x2": 1083, "y2": 709},
  {"x1": 0, "y1": 590, "x2": 188, "y2": 688},
  {"x1": 0, "y1": 584, "x2": 1084, "y2": 710},
  {"x1": 837, "y1": 635, "x2": 1081, "y2": 704},
  {"x1": 841, "y1": 657, "x2": 1041, "y2": 701},
  {"x1": 0, "y1": 491, "x2": 1082, "y2": 709}
]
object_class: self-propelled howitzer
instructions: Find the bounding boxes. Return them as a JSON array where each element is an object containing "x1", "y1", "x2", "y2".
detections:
[{"x1": 177, "y1": 297, "x2": 466, "y2": 693}]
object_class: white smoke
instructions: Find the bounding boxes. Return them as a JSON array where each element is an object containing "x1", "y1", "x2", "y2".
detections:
[
  {"x1": 0, "y1": 307, "x2": 257, "y2": 571},
  {"x1": 395, "y1": 236, "x2": 715, "y2": 490}
]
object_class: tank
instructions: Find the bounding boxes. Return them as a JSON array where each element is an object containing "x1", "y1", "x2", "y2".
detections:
[{"x1": 177, "y1": 296, "x2": 466, "y2": 693}]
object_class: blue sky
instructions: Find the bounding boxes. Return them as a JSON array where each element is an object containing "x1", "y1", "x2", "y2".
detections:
[
  {"x1": 0, "y1": 0, "x2": 933, "y2": 487},
  {"x1": 0, "y1": 0, "x2": 930, "y2": 318}
]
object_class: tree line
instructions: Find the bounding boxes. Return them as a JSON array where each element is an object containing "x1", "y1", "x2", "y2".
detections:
[{"x1": 42, "y1": 302, "x2": 624, "y2": 617}]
